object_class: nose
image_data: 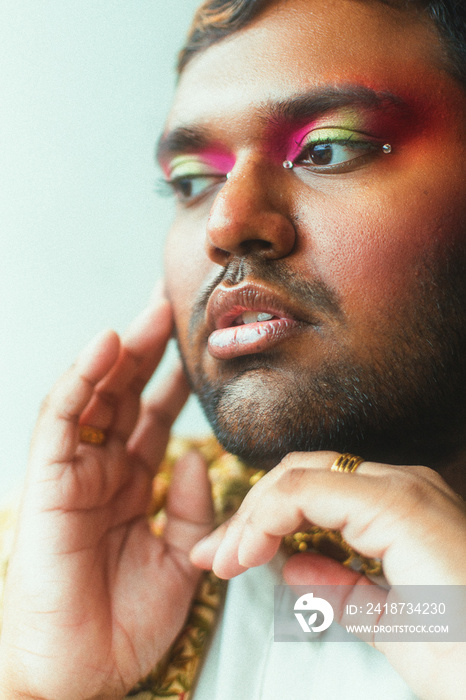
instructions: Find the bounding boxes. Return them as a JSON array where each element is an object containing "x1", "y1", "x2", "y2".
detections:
[{"x1": 205, "y1": 160, "x2": 296, "y2": 266}]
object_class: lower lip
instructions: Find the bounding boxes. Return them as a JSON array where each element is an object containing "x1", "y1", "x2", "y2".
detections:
[{"x1": 208, "y1": 318, "x2": 300, "y2": 359}]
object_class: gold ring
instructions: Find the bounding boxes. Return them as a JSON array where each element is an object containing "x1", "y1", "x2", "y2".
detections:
[
  {"x1": 331, "y1": 453, "x2": 364, "y2": 473},
  {"x1": 79, "y1": 425, "x2": 107, "y2": 446}
]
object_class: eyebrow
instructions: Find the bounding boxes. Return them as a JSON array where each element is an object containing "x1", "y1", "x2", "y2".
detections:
[
  {"x1": 156, "y1": 126, "x2": 212, "y2": 164},
  {"x1": 267, "y1": 85, "x2": 405, "y2": 124},
  {"x1": 156, "y1": 85, "x2": 407, "y2": 163}
]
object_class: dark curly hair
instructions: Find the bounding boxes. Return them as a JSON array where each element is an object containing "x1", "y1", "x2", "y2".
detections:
[{"x1": 177, "y1": 0, "x2": 466, "y2": 87}]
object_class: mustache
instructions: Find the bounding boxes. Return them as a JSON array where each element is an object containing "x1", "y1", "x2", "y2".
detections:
[{"x1": 188, "y1": 256, "x2": 343, "y2": 337}]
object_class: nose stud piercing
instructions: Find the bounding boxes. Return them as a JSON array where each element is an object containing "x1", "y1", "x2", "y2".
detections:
[
  {"x1": 226, "y1": 172, "x2": 232, "y2": 179},
  {"x1": 382, "y1": 144, "x2": 392, "y2": 154},
  {"x1": 282, "y1": 160, "x2": 294, "y2": 169}
]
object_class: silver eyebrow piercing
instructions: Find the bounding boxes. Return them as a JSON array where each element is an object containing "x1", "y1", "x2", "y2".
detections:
[
  {"x1": 382, "y1": 144, "x2": 392, "y2": 154},
  {"x1": 282, "y1": 160, "x2": 294, "y2": 169}
]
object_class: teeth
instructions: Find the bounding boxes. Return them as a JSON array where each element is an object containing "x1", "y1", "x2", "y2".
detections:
[{"x1": 241, "y1": 311, "x2": 274, "y2": 324}]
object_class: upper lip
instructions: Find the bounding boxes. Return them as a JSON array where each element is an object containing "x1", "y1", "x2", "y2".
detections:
[{"x1": 206, "y1": 280, "x2": 313, "y2": 332}]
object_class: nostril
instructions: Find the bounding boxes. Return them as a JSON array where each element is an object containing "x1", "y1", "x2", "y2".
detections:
[
  {"x1": 239, "y1": 239, "x2": 273, "y2": 255},
  {"x1": 206, "y1": 193, "x2": 296, "y2": 264}
]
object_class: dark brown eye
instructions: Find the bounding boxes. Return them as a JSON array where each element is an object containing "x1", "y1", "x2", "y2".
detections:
[
  {"x1": 163, "y1": 173, "x2": 227, "y2": 204},
  {"x1": 309, "y1": 143, "x2": 333, "y2": 165},
  {"x1": 295, "y1": 136, "x2": 381, "y2": 173},
  {"x1": 176, "y1": 178, "x2": 194, "y2": 198}
]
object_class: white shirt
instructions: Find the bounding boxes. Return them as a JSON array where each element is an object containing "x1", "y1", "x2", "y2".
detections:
[{"x1": 192, "y1": 556, "x2": 419, "y2": 699}]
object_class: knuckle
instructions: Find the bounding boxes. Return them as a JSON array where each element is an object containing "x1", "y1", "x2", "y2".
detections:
[
  {"x1": 129, "y1": 375, "x2": 146, "y2": 396},
  {"x1": 39, "y1": 375, "x2": 73, "y2": 417},
  {"x1": 94, "y1": 387, "x2": 118, "y2": 408},
  {"x1": 277, "y1": 466, "x2": 309, "y2": 494},
  {"x1": 227, "y1": 509, "x2": 248, "y2": 530},
  {"x1": 411, "y1": 464, "x2": 445, "y2": 486},
  {"x1": 396, "y1": 473, "x2": 430, "y2": 508},
  {"x1": 38, "y1": 393, "x2": 52, "y2": 416},
  {"x1": 150, "y1": 403, "x2": 177, "y2": 430},
  {"x1": 276, "y1": 451, "x2": 303, "y2": 473}
]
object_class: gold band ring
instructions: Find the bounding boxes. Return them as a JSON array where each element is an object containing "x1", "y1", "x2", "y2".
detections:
[
  {"x1": 331, "y1": 453, "x2": 364, "y2": 473},
  {"x1": 79, "y1": 425, "x2": 107, "y2": 446}
]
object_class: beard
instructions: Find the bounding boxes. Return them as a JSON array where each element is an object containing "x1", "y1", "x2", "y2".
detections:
[{"x1": 177, "y1": 250, "x2": 466, "y2": 471}]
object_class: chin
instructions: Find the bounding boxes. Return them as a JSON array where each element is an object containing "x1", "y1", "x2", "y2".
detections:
[
  {"x1": 191, "y1": 348, "x2": 466, "y2": 471},
  {"x1": 192, "y1": 362, "x2": 368, "y2": 467}
]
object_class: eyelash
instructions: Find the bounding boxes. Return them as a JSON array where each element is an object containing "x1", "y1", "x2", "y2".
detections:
[
  {"x1": 157, "y1": 174, "x2": 227, "y2": 204},
  {"x1": 292, "y1": 134, "x2": 383, "y2": 174},
  {"x1": 159, "y1": 132, "x2": 389, "y2": 203}
]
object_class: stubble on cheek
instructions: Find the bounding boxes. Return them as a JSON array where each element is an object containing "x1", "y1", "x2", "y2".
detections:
[{"x1": 176, "y1": 249, "x2": 466, "y2": 470}]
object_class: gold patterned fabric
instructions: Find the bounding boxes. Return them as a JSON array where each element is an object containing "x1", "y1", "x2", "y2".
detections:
[
  {"x1": 126, "y1": 570, "x2": 226, "y2": 699},
  {"x1": 124, "y1": 437, "x2": 264, "y2": 699}
]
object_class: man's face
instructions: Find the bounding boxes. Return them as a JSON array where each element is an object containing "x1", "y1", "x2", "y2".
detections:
[{"x1": 160, "y1": 0, "x2": 466, "y2": 469}]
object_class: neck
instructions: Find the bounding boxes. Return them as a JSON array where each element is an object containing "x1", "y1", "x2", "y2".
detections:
[
  {"x1": 394, "y1": 412, "x2": 466, "y2": 499},
  {"x1": 437, "y1": 453, "x2": 466, "y2": 499}
]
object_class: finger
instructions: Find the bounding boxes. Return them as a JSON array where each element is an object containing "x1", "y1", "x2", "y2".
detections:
[
  {"x1": 188, "y1": 455, "x2": 334, "y2": 578},
  {"x1": 163, "y1": 451, "x2": 215, "y2": 569},
  {"x1": 212, "y1": 519, "x2": 249, "y2": 579},
  {"x1": 106, "y1": 300, "x2": 175, "y2": 443},
  {"x1": 283, "y1": 551, "x2": 372, "y2": 587},
  {"x1": 30, "y1": 329, "x2": 120, "y2": 467},
  {"x1": 190, "y1": 520, "x2": 230, "y2": 570},
  {"x1": 226, "y1": 452, "x2": 380, "y2": 571},
  {"x1": 148, "y1": 277, "x2": 167, "y2": 304},
  {"x1": 189, "y1": 452, "x2": 338, "y2": 574},
  {"x1": 119, "y1": 291, "x2": 172, "y2": 386},
  {"x1": 191, "y1": 451, "x2": 465, "y2": 582},
  {"x1": 190, "y1": 517, "x2": 248, "y2": 579},
  {"x1": 232, "y1": 457, "x2": 465, "y2": 583},
  {"x1": 276, "y1": 451, "x2": 459, "y2": 504},
  {"x1": 235, "y1": 466, "x2": 387, "y2": 570},
  {"x1": 80, "y1": 291, "x2": 172, "y2": 435},
  {"x1": 127, "y1": 362, "x2": 190, "y2": 473},
  {"x1": 283, "y1": 551, "x2": 387, "y2": 648}
]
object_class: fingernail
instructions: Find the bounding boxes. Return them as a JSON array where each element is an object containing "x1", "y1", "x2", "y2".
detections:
[
  {"x1": 149, "y1": 279, "x2": 168, "y2": 304},
  {"x1": 238, "y1": 533, "x2": 257, "y2": 568},
  {"x1": 190, "y1": 534, "x2": 216, "y2": 565},
  {"x1": 122, "y1": 305, "x2": 155, "y2": 338},
  {"x1": 78, "y1": 329, "x2": 116, "y2": 365},
  {"x1": 191, "y1": 533, "x2": 212, "y2": 554},
  {"x1": 212, "y1": 524, "x2": 242, "y2": 573}
]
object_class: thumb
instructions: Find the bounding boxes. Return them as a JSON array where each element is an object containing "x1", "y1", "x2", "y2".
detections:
[
  {"x1": 283, "y1": 551, "x2": 366, "y2": 586},
  {"x1": 164, "y1": 450, "x2": 215, "y2": 556}
]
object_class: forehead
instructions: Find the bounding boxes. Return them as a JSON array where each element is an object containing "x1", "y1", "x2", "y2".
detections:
[{"x1": 165, "y1": 0, "x2": 461, "y2": 137}]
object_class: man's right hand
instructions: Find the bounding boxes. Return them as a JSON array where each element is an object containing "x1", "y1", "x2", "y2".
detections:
[{"x1": 0, "y1": 288, "x2": 214, "y2": 700}]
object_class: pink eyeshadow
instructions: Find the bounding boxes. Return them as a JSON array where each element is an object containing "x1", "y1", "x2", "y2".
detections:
[{"x1": 200, "y1": 150, "x2": 236, "y2": 172}]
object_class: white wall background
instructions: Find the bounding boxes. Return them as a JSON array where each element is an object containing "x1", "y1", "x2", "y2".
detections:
[{"x1": 0, "y1": 0, "x2": 210, "y2": 497}]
